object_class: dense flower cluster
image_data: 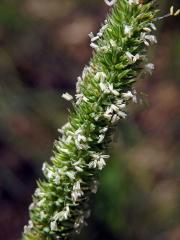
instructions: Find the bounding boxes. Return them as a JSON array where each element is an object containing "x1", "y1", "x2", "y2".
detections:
[{"x1": 23, "y1": 1, "x2": 160, "y2": 239}]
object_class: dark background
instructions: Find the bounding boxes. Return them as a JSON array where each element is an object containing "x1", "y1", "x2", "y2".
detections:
[{"x1": 0, "y1": 0, "x2": 179, "y2": 240}]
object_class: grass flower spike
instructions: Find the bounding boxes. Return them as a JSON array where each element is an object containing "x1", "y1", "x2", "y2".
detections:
[{"x1": 23, "y1": 0, "x2": 165, "y2": 239}]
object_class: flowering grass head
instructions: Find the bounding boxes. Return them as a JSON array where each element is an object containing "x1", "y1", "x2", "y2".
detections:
[{"x1": 22, "y1": 1, "x2": 179, "y2": 240}]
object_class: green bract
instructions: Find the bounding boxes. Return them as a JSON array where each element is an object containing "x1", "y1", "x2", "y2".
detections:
[{"x1": 23, "y1": 0, "x2": 159, "y2": 239}]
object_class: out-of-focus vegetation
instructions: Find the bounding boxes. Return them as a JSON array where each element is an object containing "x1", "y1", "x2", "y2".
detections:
[{"x1": 0, "y1": 1, "x2": 179, "y2": 240}]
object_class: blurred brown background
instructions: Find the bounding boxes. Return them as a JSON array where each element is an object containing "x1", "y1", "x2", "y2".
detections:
[{"x1": 0, "y1": 0, "x2": 179, "y2": 240}]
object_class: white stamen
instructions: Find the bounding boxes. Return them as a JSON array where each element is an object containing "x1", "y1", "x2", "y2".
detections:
[
  {"x1": 128, "y1": 0, "x2": 140, "y2": 5},
  {"x1": 58, "y1": 122, "x2": 71, "y2": 135},
  {"x1": 24, "y1": 220, "x2": 34, "y2": 234},
  {"x1": 88, "y1": 153, "x2": 109, "y2": 170},
  {"x1": 75, "y1": 166, "x2": 83, "y2": 172},
  {"x1": 95, "y1": 72, "x2": 107, "y2": 82},
  {"x1": 50, "y1": 221, "x2": 58, "y2": 231},
  {"x1": 100, "y1": 127, "x2": 108, "y2": 133},
  {"x1": 71, "y1": 180, "x2": 84, "y2": 202},
  {"x1": 62, "y1": 93, "x2": 73, "y2": 101},
  {"x1": 124, "y1": 25, "x2": 133, "y2": 37},
  {"x1": 149, "y1": 23, "x2": 157, "y2": 31},
  {"x1": 42, "y1": 162, "x2": 47, "y2": 173},
  {"x1": 76, "y1": 93, "x2": 88, "y2": 105},
  {"x1": 116, "y1": 100, "x2": 126, "y2": 109},
  {"x1": 34, "y1": 188, "x2": 44, "y2": 197},
  {"x1": 76, "y1": 76, "x2": 83, "y2": 93},
  {"x1": 90, "y1": 43, "x2": 99, "y2": 49},
  {"x1": 170, "y1": 6, "x2": 174, "y2": 16},
  {"x1": 53, "y1": 205, "x2": 70, "y2": 222},
  {"x1": 104, "y1": 0, "x2": 116, "y2": 6},
  {"x1": 29, "y1": 203, "x2": 35, "y2": 211},
  {"x1": 66, "y1": 171, "x2": 76, "y2": 180},
  {"x1": 111, "y1": 114, "x2": 120, "y2": 123},
  {"x1": 132, "y1": 89, "x2": 138, "y2": 103},
  {"x1": 126, "y1": 51, "x2": 140, "y2": 63},
  {"x1": 82, "y1": 66, "x2": 90, "y2": 79},
  {"x1": 98, "y1": 134, "x2": 105, "y2": 143},
  {"x1": 100, "y1": 82, "x2": 119, "y2": 96},
  {"x1": 122, "y1": 91, "x2": 133, "y2": 100},
  {"x1": 117, "y1": 111, "x2": 127, "y2": 119},
  {"x1": 47, "y1": 169, "x2": 54, "y2": 180},
  {"x1": 74, "y1": 128, "x2": 88, "y2": 150},
  {"x1": 74, "y1": 216, "x2": 85, "y2": 229},
  {"x1": 91, "y1": 36, "x2": 100, "y2": 42},
  {"x1": 143, "y1": 27, "x2": 151, "y2": 32},
  {"x1": 88, "y1": 32, "x2": 94, "y2": 39},
  {"x1": 108, "y1": 84, "x2": 119, "y2": 96},
  {"x1": 145, "y1": 63, "x2": 155, "y2": 75},
  {"x1": 140, "y1": 33, "x2": 157, "y2": 46}
]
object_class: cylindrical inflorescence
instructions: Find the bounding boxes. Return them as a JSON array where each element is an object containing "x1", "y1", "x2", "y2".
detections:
[{"x1": 23, "y1": 1, "x2": 159, "y2": 239}]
